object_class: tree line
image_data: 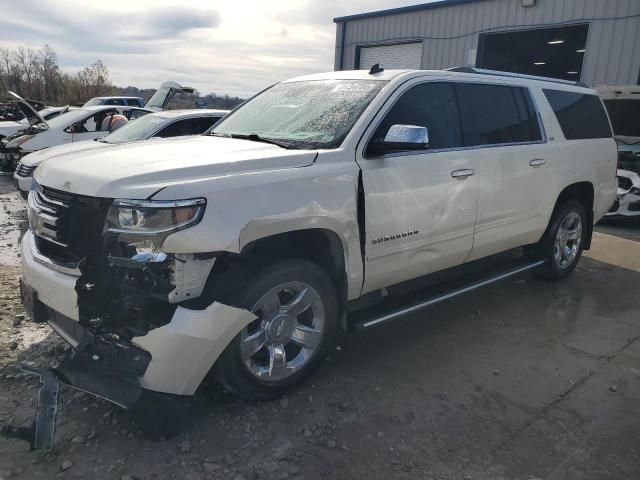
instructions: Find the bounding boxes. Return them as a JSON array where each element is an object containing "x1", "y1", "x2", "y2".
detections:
[
  {"x1": 0, "y1": 45, "x2": 113, "y2": 106},
  {"x1": 0, "y1": 44, "x2": 244, "y2": 110}
]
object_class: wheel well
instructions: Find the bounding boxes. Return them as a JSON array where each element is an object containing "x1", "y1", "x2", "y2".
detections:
[
  {"x1": 182, "y1": 229, "x2": 347, "y2": 315},
  {"x1": 552, "y1": 182, "x2": 595, "y2": 249},
  {"x1": 240, "y1": 229, "x2": 347, "y2": 296}
]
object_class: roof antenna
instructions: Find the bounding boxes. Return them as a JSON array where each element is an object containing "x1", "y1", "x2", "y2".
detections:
[{"x1": 369, "y1": 63, "x2": 384, "y2": 75}]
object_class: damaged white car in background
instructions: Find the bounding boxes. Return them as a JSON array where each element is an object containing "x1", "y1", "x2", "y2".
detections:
[
  {"x1": 0, "y1": 92, "x2": 152, "y2": 173},
  {"x1": 1, "y1": 81, "x2": 196, "y2": 174},
  {"x1": 599, "y1": 85, "x2": 640, "y2": 218},
  {"x1": 13, "y1": 108, "x2": 229, "y2": 198},
  {"x1": 0, "y1": 105, "x2": 71, "y2": 140}
]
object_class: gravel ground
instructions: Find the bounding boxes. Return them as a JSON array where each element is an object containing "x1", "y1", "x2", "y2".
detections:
[{"x1": 1, "y1": 176, "x2": 639, "y2": 480}]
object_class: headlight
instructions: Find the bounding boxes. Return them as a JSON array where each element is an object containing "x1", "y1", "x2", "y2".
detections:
[
  {"x1": 631, "y1": 187, "x2": 640, "y2": 196},
  {"x1": 106, "y1": 198, "x2": 206, "y2": 235}
]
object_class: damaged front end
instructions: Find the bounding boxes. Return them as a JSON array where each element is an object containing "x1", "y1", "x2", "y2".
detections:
[
  {"x1": 6, "y1": 183, "x2": 254, "y2": 450},
  {"x1": 0, "y1": 131, "x2": 32, "y2": 173}
]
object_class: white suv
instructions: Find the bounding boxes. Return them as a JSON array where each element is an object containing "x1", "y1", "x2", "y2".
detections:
[{"x1": 12, "y1": 68, "x2": 617, "y2": 449}]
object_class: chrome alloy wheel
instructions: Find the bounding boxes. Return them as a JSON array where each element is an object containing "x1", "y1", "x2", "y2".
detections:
[
  {"x1": 240, "y1": 281, "x2": 325, "y2": 382},
  {"x1": 553, "y1": 211, "x2": 582, "y2": 269}
]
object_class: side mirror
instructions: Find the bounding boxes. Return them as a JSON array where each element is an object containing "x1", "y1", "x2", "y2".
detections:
[
  {"x1": 384, "y1": 124, "x2": 429, "y2": 147},
  {"x1": 370, "y1": 124, "x2": 429, "y2": 156}
]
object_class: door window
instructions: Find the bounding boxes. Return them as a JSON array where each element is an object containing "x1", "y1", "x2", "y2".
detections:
[
  {"x1": 366, "y1": 82, "x2": 463, "y2": 156},
  {"x1": 457, "y1": 83, "x2": 542, "y2": 146}
]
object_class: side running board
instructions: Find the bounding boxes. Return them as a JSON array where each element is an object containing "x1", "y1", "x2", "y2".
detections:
[{"x1": 351, "y1": 259, "x2": 545, "y2": 330}]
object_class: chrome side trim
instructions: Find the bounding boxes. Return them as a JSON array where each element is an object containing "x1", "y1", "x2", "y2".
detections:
[
  {"x1": 360, "y1": 259, "x2": 545, "y2": 329},
  {"x1": 29, "y1": 234, "x2": 81, "y2": 277}
]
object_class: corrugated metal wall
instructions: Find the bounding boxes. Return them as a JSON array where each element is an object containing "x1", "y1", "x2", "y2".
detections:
[{"x1": 335, "y1": 0, "x2": 640, "y2": 86}]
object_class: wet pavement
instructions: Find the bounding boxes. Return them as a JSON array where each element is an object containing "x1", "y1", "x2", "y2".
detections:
[{"x1": 0, "y1": 174, "x2": 639, "y2": 479}]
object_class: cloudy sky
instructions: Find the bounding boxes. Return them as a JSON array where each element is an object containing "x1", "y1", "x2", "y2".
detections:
[{"x1": 1, "y1": 0, "x2": 436, "y2": 97}]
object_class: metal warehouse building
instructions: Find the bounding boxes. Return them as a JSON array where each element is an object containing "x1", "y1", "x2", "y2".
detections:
[{"x1": 334, "y1": 0, "x2": 640, "y2": 86}]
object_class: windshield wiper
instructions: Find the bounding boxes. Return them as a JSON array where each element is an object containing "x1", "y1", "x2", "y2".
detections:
[{"x1": 212, "y1": 133, "x2": 298, "y2": 150}]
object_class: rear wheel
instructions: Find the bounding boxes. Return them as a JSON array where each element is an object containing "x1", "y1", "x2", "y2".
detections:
[
  {"x1": 214, "y1": 259, "x2": 338, "y2": 400},
  {"x1": 536, "y1": 199, "x2": 587, "y2": 280}
]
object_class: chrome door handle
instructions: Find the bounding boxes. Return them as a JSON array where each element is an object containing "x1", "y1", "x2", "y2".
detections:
[
  {"x1": 451, "y1": 169, "x2": 475, "y2": 178},
  {"x1": 529, "y1": 158, "x2": 546, "y2": 167}
]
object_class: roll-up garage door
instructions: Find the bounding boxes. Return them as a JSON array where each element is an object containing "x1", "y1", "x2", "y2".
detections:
[{"x1": 358, "y1": 42, "x2": 423, "y2": 70}]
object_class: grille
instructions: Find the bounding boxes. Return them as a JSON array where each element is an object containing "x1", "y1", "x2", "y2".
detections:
[
  {"x1": 28, "y1": 186, "x2": 71, "y2": 247},
  {"x1": 16, "y1": 163, "x2": 36, "y2": 177},
  {"x1": 28, "y1": 184, "x2": 111, "y2": 264},
  {"x1": 618, "y1": 176, "x2": 633, "y2": 191}
]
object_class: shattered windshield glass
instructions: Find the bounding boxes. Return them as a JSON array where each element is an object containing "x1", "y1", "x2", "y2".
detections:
[
  {"x1": 212, "y1": 80, "x2": 387, "y2": 149},
  {"x1": 604, "y1": 99, "x2": 640, "y2": 139}
]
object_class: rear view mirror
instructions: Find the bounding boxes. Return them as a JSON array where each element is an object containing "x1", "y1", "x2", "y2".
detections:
[{"x1": 370, "y1": 124, "x2": 429, "y2": 156}]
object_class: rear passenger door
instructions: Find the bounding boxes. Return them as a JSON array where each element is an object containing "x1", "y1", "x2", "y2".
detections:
[
  {"x1": 358, "y1": 81, "x2": 480, "y2": 293},
  {"x1": 456, "y1": 82, "x2": 551, "y2": 261}
]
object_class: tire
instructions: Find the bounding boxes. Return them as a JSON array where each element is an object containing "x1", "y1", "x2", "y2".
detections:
[
  {"x1": 535, "y1": 199, "x2": 587, "y2": 280},
  {"x1": 214, "y1": 259, "x2": 338, "y2": 400}
]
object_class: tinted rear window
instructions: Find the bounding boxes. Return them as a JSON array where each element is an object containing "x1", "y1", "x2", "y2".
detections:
[
  {"x1": 457, "y1": 83, "x2": 542, "y2": 146},
  {"x1": 543, "y1": 89, "x2": 612, "y2": 140}
]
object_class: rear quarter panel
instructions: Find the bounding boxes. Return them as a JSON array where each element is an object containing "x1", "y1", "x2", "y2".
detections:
[{"x1": 532, "y1": 86, "x2": 617, "y2": 227}]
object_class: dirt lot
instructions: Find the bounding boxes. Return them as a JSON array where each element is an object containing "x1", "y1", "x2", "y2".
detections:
[{"x1": 1, "y1": 175, "x2": 639, "y2": 480}]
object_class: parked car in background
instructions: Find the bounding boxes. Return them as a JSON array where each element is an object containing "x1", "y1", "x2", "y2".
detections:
[
  {"x1": 11, "y1": 68, "x2": 617, "y2": 451},
  {"x1": 0, "y1": 92, "x2": 152, "y2": 172},
  {"x1": 598, "y1": 85, "x2": 640, "y2": 218},
  {"x1": 0, "y1": 105, "x2": 72, "y2": 140},
  {"x1": 14, "y1": 109, "x2": 229, "y2": 197},
  {"x1": 83, "y1": 96, "x2": 145, "y2": 108}
]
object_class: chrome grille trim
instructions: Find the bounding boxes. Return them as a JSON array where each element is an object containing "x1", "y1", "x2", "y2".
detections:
[
  {"x1": 28, "y1": 233, "x2": 81, "y2": 276},
  {"x1": 15, "y1": 162, "x2": 36, "y2": 178},
  {"x1": 27, "y1": 187, "x2": 71, "y2": 247}
]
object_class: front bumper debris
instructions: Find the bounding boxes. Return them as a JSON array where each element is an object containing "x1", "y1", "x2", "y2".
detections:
[
  {"x1": 1, "y1": 364, "x2": 60, "y2": 451},
  {"x1": 1, "y1": 334, "x2": 152, "y2": 451}
]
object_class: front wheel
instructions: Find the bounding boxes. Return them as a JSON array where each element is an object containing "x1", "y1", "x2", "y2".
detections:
[
  {"x1": 535, "y1": 199, "x2": 587, "y2": 280},
  {"x1": 214, "y1": 259, "x2": 338, "y2": 400}
]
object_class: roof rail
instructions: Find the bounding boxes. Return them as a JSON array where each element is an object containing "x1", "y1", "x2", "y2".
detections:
[{"x1": 445, "y1": 67, "x2": 590, "y2": 88}]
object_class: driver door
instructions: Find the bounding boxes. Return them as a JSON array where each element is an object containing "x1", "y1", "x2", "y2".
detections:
[{"x1": 357, "y1": 80, "x2": 480, "y2": 294}]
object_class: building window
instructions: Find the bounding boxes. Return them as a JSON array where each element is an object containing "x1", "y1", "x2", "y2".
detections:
[{"x1": 477, "y1": 24, "x2": 589, "y2": 81}]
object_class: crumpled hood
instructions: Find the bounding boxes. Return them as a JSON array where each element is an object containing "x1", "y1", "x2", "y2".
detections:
[
  {"x1": 22, "y1": 140, "x2": 108, "y2": 167},
  {"x1": 35, "y1": 135, "x2": 317, "y2": 198}
]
